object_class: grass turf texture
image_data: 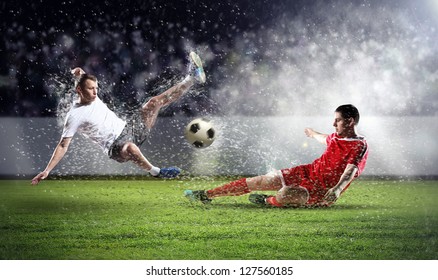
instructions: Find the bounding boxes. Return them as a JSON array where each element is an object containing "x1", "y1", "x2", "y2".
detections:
[{"x1": 0, "y1": 178, "x2": 437, "y2": 260}]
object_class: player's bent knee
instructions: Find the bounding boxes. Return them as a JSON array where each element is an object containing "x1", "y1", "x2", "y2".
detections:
[
  {"x1": 120, "y1": 142, "x2": 140, "y2": 160},
  {"x1": 276, "y1": 186, "x2": 309, "y2": 207}
]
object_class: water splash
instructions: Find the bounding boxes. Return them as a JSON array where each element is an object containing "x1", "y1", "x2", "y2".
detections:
[{"x1": 211, "y1": 1, "x2": 438, "y2": 117}]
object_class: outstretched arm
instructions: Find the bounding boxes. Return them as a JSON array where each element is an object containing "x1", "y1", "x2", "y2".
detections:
[
  {"x1": 31, "y1": 137, "x2": 72, "y2": 185},
  {"x1": 304, "y1": 128, "x2": 328, "y2": 144},
  {"x1": 323, "y1": 164, "x2": 359, "y2": 205}
]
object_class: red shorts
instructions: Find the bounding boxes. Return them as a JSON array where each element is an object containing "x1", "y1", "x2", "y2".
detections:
[{"x1": 280, "y1": 165, "x2": 328, "y2": 205}]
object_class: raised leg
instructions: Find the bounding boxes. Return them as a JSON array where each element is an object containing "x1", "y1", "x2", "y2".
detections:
[{"x1": 141, "y1": 78, "x2": 194, "y2": 129}]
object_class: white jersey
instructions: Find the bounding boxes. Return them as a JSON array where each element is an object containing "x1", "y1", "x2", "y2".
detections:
[{"x1": 62, "y1": 97, "x2": 126, "y2": 154}]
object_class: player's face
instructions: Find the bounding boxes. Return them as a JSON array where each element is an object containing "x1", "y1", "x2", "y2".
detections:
[
  {"x1": 333, "y1": 112, "x2": 353, "y2": 137},
  {"x1": 77, "y1": 79, "x2": 98, "y2": 104}
]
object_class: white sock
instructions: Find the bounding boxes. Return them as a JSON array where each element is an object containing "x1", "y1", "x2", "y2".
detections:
[
  {"x1": 182, "y1": 74, "x2": 194, "y2": 85},
  {"x1": 148, "y1": 166, "x2": 160, "y2": 176}
]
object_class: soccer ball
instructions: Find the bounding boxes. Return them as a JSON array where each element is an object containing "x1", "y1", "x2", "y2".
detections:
[{"x1": 184, "y1": 118, "x2": 216, "y2": 148}]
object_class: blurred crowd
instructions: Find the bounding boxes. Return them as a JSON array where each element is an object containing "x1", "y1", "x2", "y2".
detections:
[{"x1": 0, "y1": 1, "x2": 265, "y2": 117}]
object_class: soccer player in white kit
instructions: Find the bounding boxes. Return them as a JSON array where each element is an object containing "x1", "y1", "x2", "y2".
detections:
[{"x1": 31, "y1": 52, "x2": 206, "y2": 185}]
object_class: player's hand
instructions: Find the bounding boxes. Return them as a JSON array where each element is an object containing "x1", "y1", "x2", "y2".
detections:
[
  {"x1": 31, "y1": 171, "x2": 49, "y2": 185},
  {"x1": 71, "y1": 67, "x2": 85, "y2": 77},
  {"x1": 323, "y1": 187, "x2": 341, "y2": 204},
  {"x1": 304, "y1": 128, "x2": 315, "y2": 138}
]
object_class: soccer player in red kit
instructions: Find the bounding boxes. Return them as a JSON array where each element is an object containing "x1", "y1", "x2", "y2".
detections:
[{"x1": 185, "y1": 104, "x2": 369, "y2": 207}]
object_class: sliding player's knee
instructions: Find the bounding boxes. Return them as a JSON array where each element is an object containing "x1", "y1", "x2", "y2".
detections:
[{"x1": 276, "y1": 186, "x2": 309, "y2": 207}]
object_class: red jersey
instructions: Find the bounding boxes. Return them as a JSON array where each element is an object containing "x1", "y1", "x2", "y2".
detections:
[{"x1": 281, "y1": 133, "x2": 368, "y2": 205}]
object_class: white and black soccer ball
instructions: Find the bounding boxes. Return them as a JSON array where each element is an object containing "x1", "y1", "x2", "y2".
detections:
[{"x1": 184, "y1": 118, "x2": 216, "y2": 148}]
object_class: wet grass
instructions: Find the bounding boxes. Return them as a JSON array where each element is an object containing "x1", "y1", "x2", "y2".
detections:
[{"x1": 0, "y1": 178, "x2": 437, "y2": 260}]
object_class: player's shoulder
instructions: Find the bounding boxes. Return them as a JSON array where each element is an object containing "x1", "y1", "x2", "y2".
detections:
[
  {"x1": 354, "y1": 134, "x2": 367, "y2": 145},
  {"x1": 353, "y1": 134, "x2": 366, "y2": 142},
  {"x1": 65, "y1": 100, "x2": 93, "y2": 120},
  {"x1": 326, "y1": 133, "x2": 337, "y2": 141},
  {"x1": 348, "y1": 135, "x2": 368, "y2": 152},
  {"x1": 335, "y1": 134, "x2": 368, "y2": 147},
  {"x1": 340, "y1": 134, "x2": 366, "y2": 141}
]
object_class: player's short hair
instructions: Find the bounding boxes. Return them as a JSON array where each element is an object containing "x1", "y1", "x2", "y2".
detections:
[
  {"x1": 335, "y1": 104, "x2": 360, "y2": 124},
  {"x1": 75, "y1": 73, "x2": 97, "y2": 89}
]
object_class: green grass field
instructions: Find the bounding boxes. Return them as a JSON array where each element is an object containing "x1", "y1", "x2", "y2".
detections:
[{"x1": 0, "y1": 178, "x2": 437, "y2": 260}]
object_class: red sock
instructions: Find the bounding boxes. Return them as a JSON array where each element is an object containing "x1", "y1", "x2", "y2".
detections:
[
  {"x1": 266, "y1": 196, "x2": 284, "y2": 207},
  {"x1": 206, "y1": 178, "x2": 250, "y2": 197}
]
